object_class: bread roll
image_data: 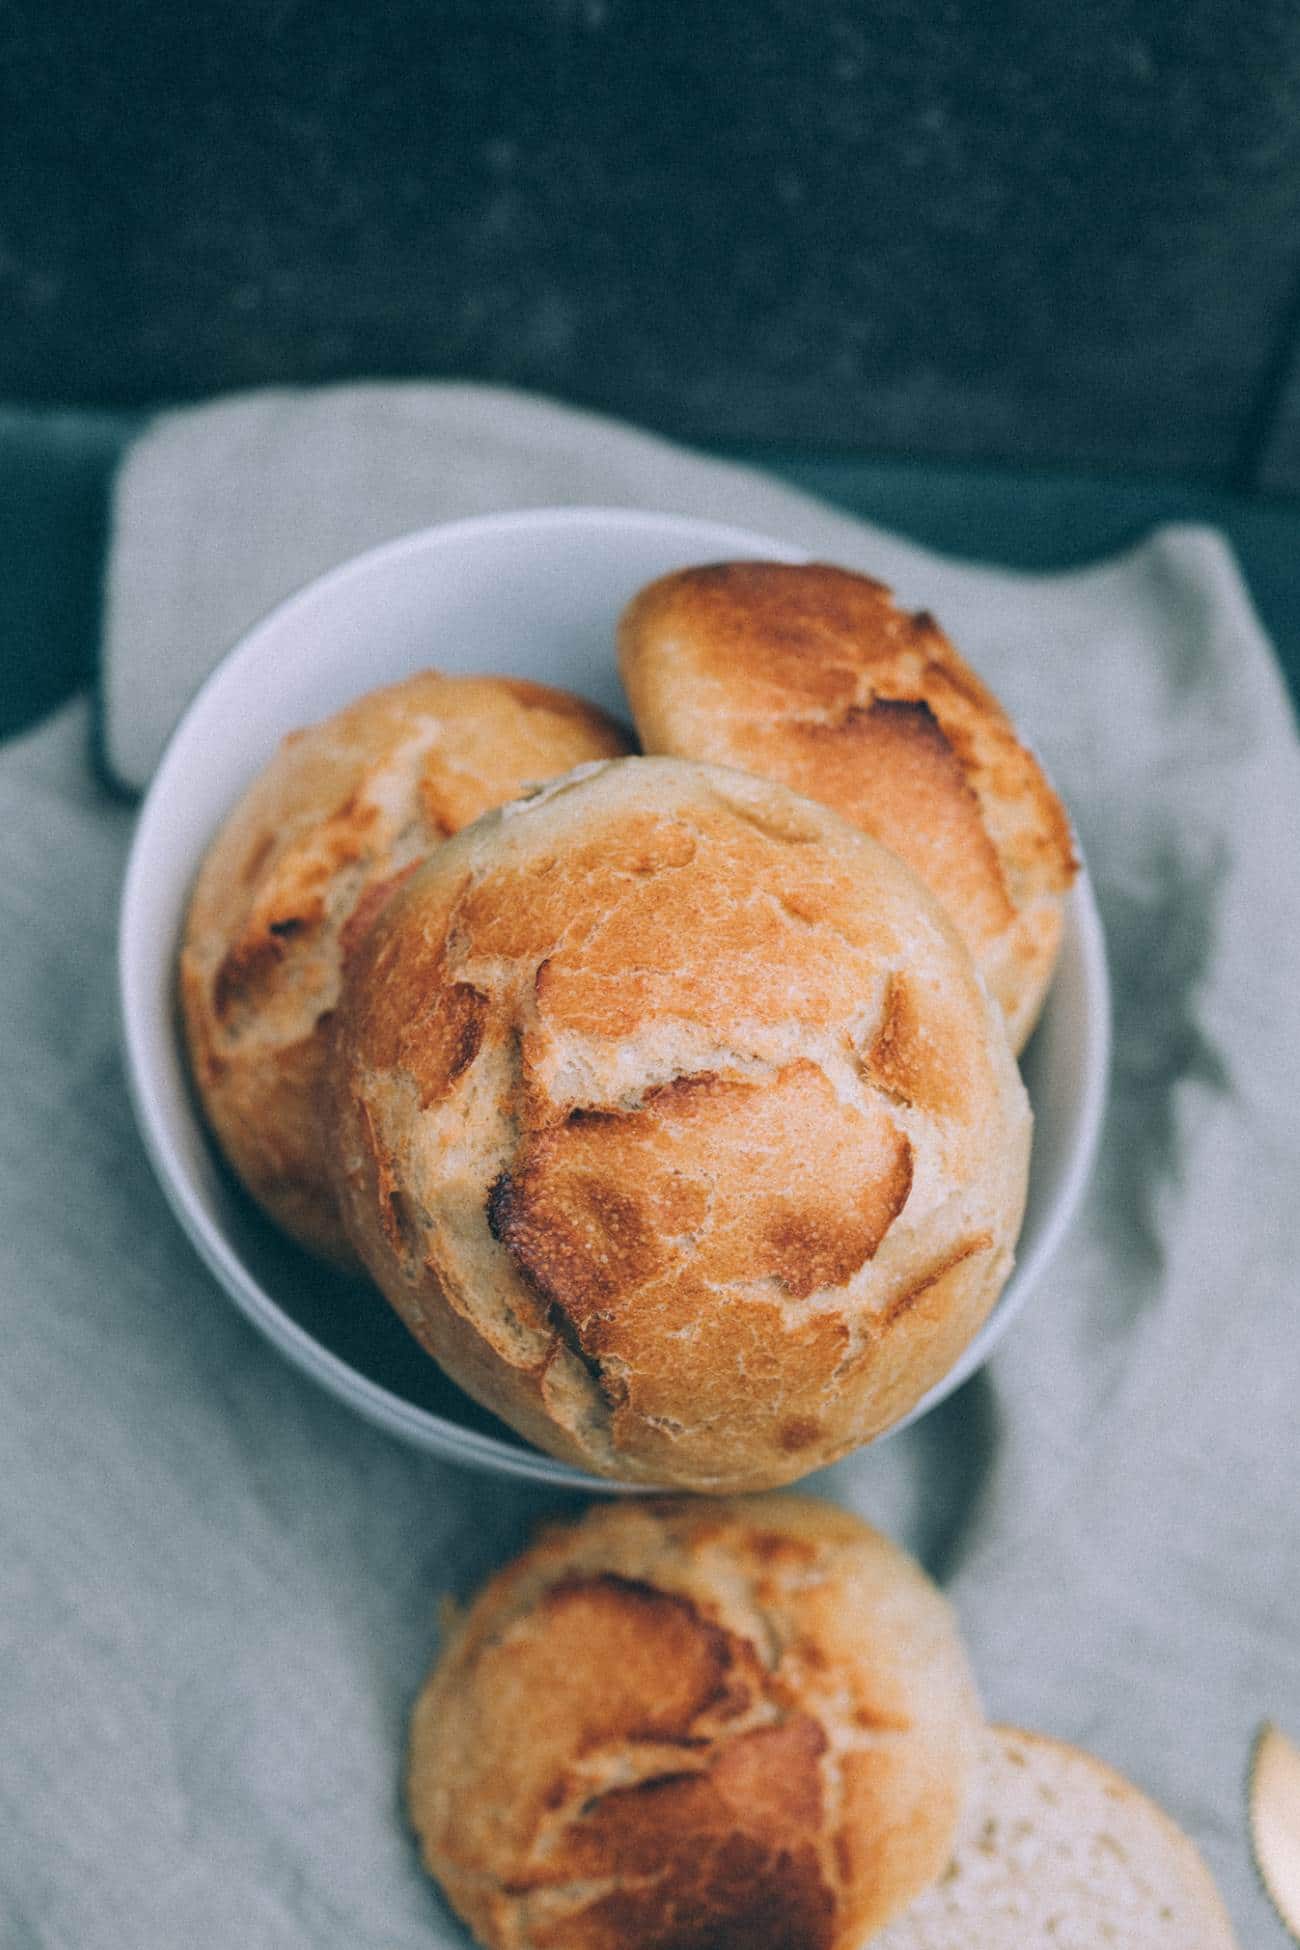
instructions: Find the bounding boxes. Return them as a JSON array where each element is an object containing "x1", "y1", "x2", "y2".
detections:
[
  {"x1": 408, "y1": 1495, "x2": 983, "y2": 1950},
  {"x1": 876, "y1": 1725, "x2": 1239, "y2": 1947},
  {"x1": 180, "y1": 671, "x2": 630, "y2": 1262},
  {"x1": 329, "y1": 756, "x2": 1030, "y2": 1487},
  {"x1": 619, "y1": 562, "x2": 1076, "y2": 1052}
]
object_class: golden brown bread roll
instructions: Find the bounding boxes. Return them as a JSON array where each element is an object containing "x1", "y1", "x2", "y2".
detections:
[
  {"x1": 328, "y1": 756, "x2": 1030, "y2": 1487},
  {"x1": 408, "y1": 1495, "x2": 984, "y2": 1950},
  {"x1": 180, "y1": 671, "x2": 631, "y2": 1262},
  {"x1": 618, "y1": 561, "x2": 1077, "y2": 1052}
]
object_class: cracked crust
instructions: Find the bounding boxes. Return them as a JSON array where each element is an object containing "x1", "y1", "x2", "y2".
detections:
[
  {"x1": 618, "y1": 562, "x2": 1077, "y2": 1052},
  {"x1": 328, "y1": 756, "x2": 1030, "y2": 1486},
  {"x1": 408, "y1": 1495, "x2": 983, "y2": 1950},
  {"x1": 876, "y1": 1727, "x2": 1239, "y2": 1947},
  {"x1": 179, "y1": 670, "x2": 630, "y2": 1261}
]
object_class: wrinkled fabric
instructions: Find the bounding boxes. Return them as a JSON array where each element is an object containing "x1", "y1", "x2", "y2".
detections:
[{"x1": 3, "y1": 384, "x2": 1297, "y2": 1945}]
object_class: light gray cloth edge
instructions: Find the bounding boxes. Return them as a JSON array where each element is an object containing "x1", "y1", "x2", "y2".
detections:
[
  {"x1": 4, "y1": 382, "x2": 1294, "y2": 1944},
  {"x1": 103, "y1": 377, "x2": 1178, "y2": 791}
]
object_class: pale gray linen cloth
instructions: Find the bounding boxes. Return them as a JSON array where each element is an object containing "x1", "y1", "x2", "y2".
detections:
[{"x1": 4, "y1": 383, "x2": 1298, "y2": 1944}]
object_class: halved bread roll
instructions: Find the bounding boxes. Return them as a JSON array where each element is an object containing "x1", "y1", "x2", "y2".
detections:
[
  {"x1": 408, "y1": 1495, "x2": 983, "y2": 1950},
  {"x1": 876, "y1": 1725, "x2": 1239, "y2": 1947}
]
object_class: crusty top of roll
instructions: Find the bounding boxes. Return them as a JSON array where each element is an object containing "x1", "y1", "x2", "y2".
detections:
[
  {"x1": 408, "y1": 1495, "x2": 983, "y2": 1950},
  {"x1": 328, "y1": 757, "x2": 1030, "y2": 1487},
  {"x1": 180, "y1": 670, "x2": 630, "y2": 1261},
  {"x1": 876, "y1": 1725, "x2": 1239, "y2": 1948},
  {"x1": 618, "y1": 561, "x2": 1076, "y2": 1052}
]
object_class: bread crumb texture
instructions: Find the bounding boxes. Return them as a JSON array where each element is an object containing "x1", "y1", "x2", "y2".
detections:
[
  {"x1": 329, "y1": 757, "x2": 1030, "y2": 1488},
  {"x1": 180, "y1": 670, "x2": 630, "y2": 1260},
  {"x1": 876, "y1": 1726, "x2": 1239, "y2": 1948},
  {"x1": 619, "y1": 562, "x2": 1076, "y2": 1052},
  {"x1": 408, "y1": 1496, "x2": 982, "y2": 1950}
]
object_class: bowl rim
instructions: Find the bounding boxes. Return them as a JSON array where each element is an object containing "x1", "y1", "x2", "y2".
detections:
[{"x1": 119, "y1": 503, "x2": 1110, "y2": 1493}]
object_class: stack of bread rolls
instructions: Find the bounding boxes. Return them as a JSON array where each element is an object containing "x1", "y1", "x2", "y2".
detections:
[
  {"x1": 181, "y1": 562, "x2": 1239, "y2": 1945},
  {"x1": 181, "y1": 560, "x2": 1074, "y2": 1489}
]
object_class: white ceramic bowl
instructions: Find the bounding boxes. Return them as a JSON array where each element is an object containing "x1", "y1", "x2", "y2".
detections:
[{"x1": 119, "y1": 506, "x2": 1110, "y2": 1490}]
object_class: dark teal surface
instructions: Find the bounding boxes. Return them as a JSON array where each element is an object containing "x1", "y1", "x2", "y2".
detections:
[
  {"x1": 8, "y1": 4, "x2": 1300, "y2": 486},
  {"x1": 0, "y1": 409, "x2": 1296, "y2": 772},
  {"x1": 0, "y1": 409, "x2": 130, "y2": 745}
]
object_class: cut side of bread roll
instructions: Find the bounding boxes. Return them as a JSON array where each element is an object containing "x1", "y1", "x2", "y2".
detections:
[
  {"x1": 1251, "y1": 1722, "x2": 1300, "y2": 1940},
  {"x1": 328, "y1": 756, "x2": 1031, "y2": 1488},
  {"x1": 619, "y1": 561, "x2": 1077, "y2": 1053},
  {"x1": 180, "y1": 670, "x2": 630, "y2": 1262},
  {"x1": 875, "y1": 1725, "x2": 1239, "y2": 1948},
  {"x1": 408, "y1": 1495, "x2": 983, "y2": 1950}
]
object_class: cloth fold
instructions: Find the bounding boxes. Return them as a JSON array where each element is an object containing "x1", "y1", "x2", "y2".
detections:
[{"x1": 3, "y1": 381, "x2": 1296, "y2": 1944}]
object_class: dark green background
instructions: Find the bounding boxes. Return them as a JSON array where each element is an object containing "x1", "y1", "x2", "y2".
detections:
[
  {"x1": 5, "y1": 2, "x2": 1300, "y2": 487},
  {"x1": 4, "y1": 2, "x2": 1300, "y2": 747}
]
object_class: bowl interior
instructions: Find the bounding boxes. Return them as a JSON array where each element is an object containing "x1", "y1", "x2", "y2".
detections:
[{"x1": 120, "y1": 506, "x2": 1109, "y2": 1491}]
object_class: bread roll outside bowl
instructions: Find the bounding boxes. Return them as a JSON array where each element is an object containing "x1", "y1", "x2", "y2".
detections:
[{"x1": 408, "y1": 1495, "x2": 984, "y2": 1950}]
